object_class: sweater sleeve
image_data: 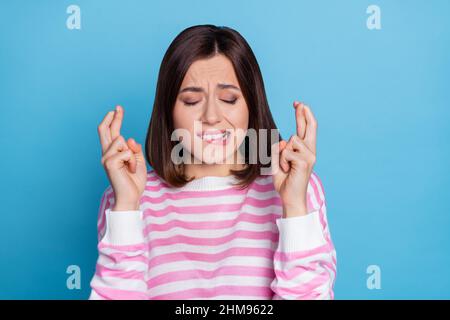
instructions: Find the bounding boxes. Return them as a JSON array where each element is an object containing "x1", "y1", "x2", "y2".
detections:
[
  {"x1": 88, "y1": 186, "x2": 148, "y2": 300},
  {"x1": 270, "y1": 173, "x2": 337, "y2": 299}
]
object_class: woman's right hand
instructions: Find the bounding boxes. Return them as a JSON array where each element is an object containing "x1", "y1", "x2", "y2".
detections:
[{"x1": 97, "y1": 105, "x2": 147, "y2": 211}]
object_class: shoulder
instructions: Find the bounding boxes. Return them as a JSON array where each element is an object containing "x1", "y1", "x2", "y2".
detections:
[
  {"x1": 146, "y1": 168, "x2": 169, "y2": 186},
  {"x1": 144, "y1": 169, "x2": 172, "y2": 196},
  {"x1": 249, "y1": 171, "x2": 326, "y2": 207}
]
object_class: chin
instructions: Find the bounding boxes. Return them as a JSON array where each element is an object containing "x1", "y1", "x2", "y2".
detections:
[{"x1": 192, "y1": 148, "x2": 236, "y2": 165}]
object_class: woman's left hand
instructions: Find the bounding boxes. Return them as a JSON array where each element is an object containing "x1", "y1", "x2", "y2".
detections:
[{"x1": 271, "y1": 101, "x2": 317, "y2": 218}]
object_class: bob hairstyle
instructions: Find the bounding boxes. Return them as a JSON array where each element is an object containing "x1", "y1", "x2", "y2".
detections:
[{"x1": 145, "y1": 24, "x2": 282, "y2": 188}]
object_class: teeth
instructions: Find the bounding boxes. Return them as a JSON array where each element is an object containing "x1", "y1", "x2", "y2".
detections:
[{"x1": 201, "y1": 131, "x2": 229, "y2": 141}]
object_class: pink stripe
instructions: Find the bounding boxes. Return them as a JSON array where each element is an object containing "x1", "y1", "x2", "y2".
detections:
[
  {"x1": 309, "y1": 175, "x2": 324, "y2": 207},
  {"x1": 150, "y1": 285, "x2": 273, "y2": 300},
  {"x1": 274, "y1": 261, "x2": 321, "y2": 281},
  {"x1": 141, "y1": 188, "x2": 249, "y2": 202},
  {"x1": 312, "y1": 171, "x2": 325, "y2": 198},
  {"x1": 143, "y1": 197, "x2": 282, "y2": 217},
  {"x1": 148, "y1": 247, "x2": 275, "y2": 269},
  {"x1": 274, "y1": 242, "x2": 335, "y2": 261},
  {"x1": 273, "y1": 271, "x2": 330, "y2": 298},
  {"x1": 306, "y1": 191, "x2": 315, "y2": 212},
  {"x1": 98, "y1": 242, "x2": 147, "y2": 252},
  {"x1": 275, "y1": 259, "x2": 335, "y2": 281},
  {"x1": 144, "y1": 212, "x2": 279, "y2": 234},
  {"x1": 148, "y1": 230, "x2": 278, "y2": 248},
  {"x1": 147, "y1": 266, "x2": 275, "y2": 288},
  {"x1": 91, "y1": 286, "x2": 147, "y2": 300},
  {"x1": 97, "y1": 189, "x2": 114, "y2": 240},
  {"x1": 96, "y1": 264, "x2": 145, "y2": 280},
  {"x1": 250, "y1": 180, "x2": 277, "y2": 192},
  {"x1": 106, "y1": 252, "x2": 149, "y2": 265},
  {"x1": 309, "y1": 174, "x2": 332, "y2": 244}
]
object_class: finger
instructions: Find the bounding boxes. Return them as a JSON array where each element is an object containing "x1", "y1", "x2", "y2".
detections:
[
  {"x1": 271, "y1": 141, "x2": 283, "y2": 175},
  {"x1": 280, "y1": 148, "x2": 293, "y2": 173},
  {"x1": 110, "y1": 105, "x2": 124, "y2": 141},
  {"x1": 294, "y1": 101, "x2": 307, "y2": 139},
  {"x1": 303, "y1": 105, "x2": 317, "y2": 154},
  {"x1": 279, "y1": 139, "x2": 287, "y2": 151},
  {"x1": 105, "y1": 149, "x2": 133, "y2": 171},
  {"x1": 281, "y1": 148, "x2": 310, "y2": 171},
  {"x1": 98, "y1": 111, "x2": 115, "y2": 154},
  {"x1": 127, "y1": 147, "x2": 137, "y2": 174},
  {"x1": 101, "y1": 136, "x2": 129, "y2": 166},
  {"x1": 127, "y1": 138, "x2": 141, "y2": 154},
  {"x1": 278, "y1": 140, "x2": 289, "y2": 172},
  {"x1": 287, "y1": 135, "x2": 316, "y2": 163},
  {"x1": 271, "y1": 139, "x2": 289, "y2": 175},
  {"x1": 127, "y1": 138, "x2": 142, "y2": 173}
]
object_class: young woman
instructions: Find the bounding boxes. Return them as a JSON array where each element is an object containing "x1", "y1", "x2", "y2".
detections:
[{"x1": 90, "y1": 25, "x2": 336, "y2": 300}]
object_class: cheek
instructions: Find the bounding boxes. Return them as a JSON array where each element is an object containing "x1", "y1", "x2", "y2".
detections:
[
  {"x1": 226, "y1": 103, "x2": 249, "y2": 129},
  {"x1": 173, "y1": 103, "x2": 195, "y2": 130}
]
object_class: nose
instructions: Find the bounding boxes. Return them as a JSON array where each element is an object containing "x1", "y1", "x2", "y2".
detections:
[{"x1": 201, "y1": 98, "x2": 222, "y2": 125}]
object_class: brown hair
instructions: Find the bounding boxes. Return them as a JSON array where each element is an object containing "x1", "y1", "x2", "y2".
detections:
[{"x1": 145, "y1": 24, "x2": 281, "y2": 189}]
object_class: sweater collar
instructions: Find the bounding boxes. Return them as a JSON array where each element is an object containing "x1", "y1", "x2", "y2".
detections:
[{"x1": 178, "y1": 174, "x2": 241, "y2": 191}]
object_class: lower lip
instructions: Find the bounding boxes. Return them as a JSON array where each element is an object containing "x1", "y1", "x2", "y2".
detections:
[{"x1": 198, "y1": 133, "x2": 231, "y2": 145}]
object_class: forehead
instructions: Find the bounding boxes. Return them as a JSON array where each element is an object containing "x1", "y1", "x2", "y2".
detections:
[{"x1": 182, "y1": 54, "x2": 239, "y2": 86}]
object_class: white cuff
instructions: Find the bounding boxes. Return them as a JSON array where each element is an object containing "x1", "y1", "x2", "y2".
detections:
[
  {"x1": 101, "y1": 208, "x2": 145, "y2": 245},
  {"x1": 276, "y1": 210, "x2": 327, "y2": 252}
]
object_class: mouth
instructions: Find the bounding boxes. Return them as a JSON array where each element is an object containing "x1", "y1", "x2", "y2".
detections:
[{"x1": 196, "y1": 129, "x2": 231, "y2": 145}]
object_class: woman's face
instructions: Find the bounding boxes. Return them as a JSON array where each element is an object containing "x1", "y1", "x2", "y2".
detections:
[{"x1": 173, "y1": 54, "x2": 249, "y2": 165}]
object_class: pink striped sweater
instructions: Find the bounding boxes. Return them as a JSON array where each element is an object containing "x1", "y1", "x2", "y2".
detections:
[{"x1": 89, "y1": 170, "x2": 337, "y2": 300}]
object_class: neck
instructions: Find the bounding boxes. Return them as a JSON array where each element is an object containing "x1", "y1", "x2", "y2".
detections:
[{"x1": 184, "y1": 163, "x2": 245, "y2": 179}]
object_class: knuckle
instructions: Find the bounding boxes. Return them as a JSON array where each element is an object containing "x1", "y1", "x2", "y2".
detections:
[{"x1": 117, "y1": 135, "x2": 126, "y2": 144}]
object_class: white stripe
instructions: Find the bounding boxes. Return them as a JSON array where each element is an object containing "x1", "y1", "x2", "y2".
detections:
[
  {"x1": 143, "y1": 204, "x2": 282, "y2": 223},
  {"x1": 274, "y1": 251, "x2": 335, "y2": 271},
  {"x1": 98, "y1": 245, "x2": 149, "y2": 257},
  {"x1": 148, "y1": 237, "x2": 277, "y2": 256},
  {"x1": 97, "y1": 255, "x2": 148, "y2": 272},
  {"x1": 310, "y1": 173, "x2": 325, "y2": 201},
  {"x1": 148, "y1": 255, "x2": 274, "y2": 278},
  {"x1": 140, "y1": 193, "x2": 247, "y2": 210},
  {"x1": 89, "y1": 289, "x2": 105, "y2": 300},
  {"x1": 272, "y1": 269, "x2": 323, "y2": 289},
  {"x1": 142, "y1": 187, "x2": 279, "y2": 200},
  {"x1": 90, "y1": 276, "x2": 147, "y2": 292},
  {"x1": 307, "y1": 182, "x2": 320, "y2": 211}
]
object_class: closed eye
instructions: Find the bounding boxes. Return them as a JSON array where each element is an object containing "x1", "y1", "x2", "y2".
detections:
[
  {"x1": 183, "y1": 101, "x2": 200, "y2": 106},
  {"x1": 221, "y1": 98, "x2": 238, "y2": 105}
]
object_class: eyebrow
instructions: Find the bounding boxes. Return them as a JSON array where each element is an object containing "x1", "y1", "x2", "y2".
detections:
[{"x1": 179, "y1": 83, "x2": 241, "y2": 93}]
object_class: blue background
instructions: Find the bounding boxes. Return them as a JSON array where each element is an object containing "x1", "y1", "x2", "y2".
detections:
[{"x1": 1, "y1": 0, "x2": 449, "y2": 299}]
